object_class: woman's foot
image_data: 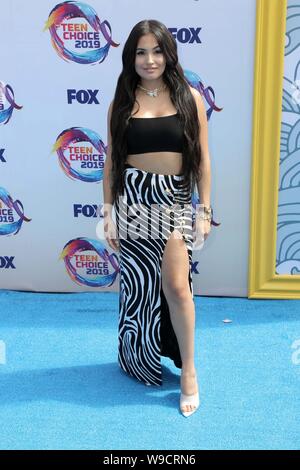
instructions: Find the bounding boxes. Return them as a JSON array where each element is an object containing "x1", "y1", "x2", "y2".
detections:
[{"x1": 180, "y1": 368, "x2": 199, "y2": 416}]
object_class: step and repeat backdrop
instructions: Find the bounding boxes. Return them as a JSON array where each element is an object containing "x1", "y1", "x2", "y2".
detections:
[{"x1": 0, "y1": 0, "x2": 256, "y2": 294}]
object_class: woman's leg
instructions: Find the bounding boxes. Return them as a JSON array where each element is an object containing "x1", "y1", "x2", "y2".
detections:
[{"x1": 161, "y1": 230, "x2": 198, "y2": 413}]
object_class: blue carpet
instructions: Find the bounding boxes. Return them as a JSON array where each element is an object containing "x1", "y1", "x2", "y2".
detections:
[{"x1": 0, "y1": 290, "x2": 299, "y2": 450}]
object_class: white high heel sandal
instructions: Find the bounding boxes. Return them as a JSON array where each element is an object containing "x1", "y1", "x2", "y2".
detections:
[{"x1": 180, "y1": 391, "x2": 200, "y2": 417}]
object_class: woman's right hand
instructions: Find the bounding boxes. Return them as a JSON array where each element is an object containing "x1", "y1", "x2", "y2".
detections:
[{"x1": 104, "y1": 215, "x2": 120, "y2": 251}]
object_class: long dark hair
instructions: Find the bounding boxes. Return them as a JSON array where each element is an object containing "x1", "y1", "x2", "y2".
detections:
[{"x1": 110, "y1": 19, "x2": 202, "y2": 206}]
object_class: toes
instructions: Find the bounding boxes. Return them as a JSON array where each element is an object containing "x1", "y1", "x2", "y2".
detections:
[
  {"x1": 181, "y1": 405, "x2": 193, "y2": 412},
  {"x1": 181, "y1": 405, "x2": 196, "y2": 413}
]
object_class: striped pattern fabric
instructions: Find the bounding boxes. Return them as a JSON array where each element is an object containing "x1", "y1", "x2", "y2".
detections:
[{"x1": 115, "y1": 163, "x2": 194, "y2": 386}]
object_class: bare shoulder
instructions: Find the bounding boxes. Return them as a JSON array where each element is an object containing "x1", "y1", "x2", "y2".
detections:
[
  {"x1": 108, "y1": 99, "x2": 114, "y2": 115},
  {"x1": 189, "y1": 85, "x2": 204, "y2": 108},
  {"x1": 188, "y1": 85, "x2": 208, "y2": 132},
  {"x1": 107, "y1": 100, "x2": 114, "y2": 127},
  {"x1": 107, "y1": 100, "x2": 114, "y2": 145}
]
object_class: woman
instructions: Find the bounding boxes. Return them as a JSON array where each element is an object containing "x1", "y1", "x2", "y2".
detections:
[{"x1": 103, "y1": 19, "x2": 213, "y2": 417}]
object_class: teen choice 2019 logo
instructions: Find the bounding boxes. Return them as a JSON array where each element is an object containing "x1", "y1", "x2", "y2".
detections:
[
  {"x1": 0, "y1": 188, "x2": 31, "y2": 236},
  {"x1": 184, "y1": 69, "x2": 223, "y2": 121},
  {"x1": 0, "y1": 81, "x2": 23, "y2": 125},
  {"x1": 52, "y1": 127, "x2": 106, "y2": 182},
  {"x1": 43, "y1": 1, "x2": 119, "y2": 64},
  {"x1": 60, "y1": 237, "x2": 119, "y2": 287}
]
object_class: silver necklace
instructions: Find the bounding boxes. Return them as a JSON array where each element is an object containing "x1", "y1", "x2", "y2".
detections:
[{"x1": 137, "y1": 83, "x2": 166, "y2": 97}]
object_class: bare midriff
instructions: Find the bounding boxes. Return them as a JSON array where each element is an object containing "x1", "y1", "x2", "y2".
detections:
[{"x1": 126, "y1": 151, "x2": 183, "y2": 175}]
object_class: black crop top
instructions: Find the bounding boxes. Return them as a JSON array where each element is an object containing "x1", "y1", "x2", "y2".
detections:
[{"x1": 126, "y1": 113, "x2": 184, "y2": 154}]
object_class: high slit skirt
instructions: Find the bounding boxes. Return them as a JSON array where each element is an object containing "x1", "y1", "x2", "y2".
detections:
[{"x1": 115, "y1": 162, "x2": 194, "y2": 386}]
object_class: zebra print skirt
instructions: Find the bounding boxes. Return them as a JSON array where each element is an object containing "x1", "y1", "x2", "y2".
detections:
[{"x1": 115, "y1": 162, "x2": 194, "y2": 386}]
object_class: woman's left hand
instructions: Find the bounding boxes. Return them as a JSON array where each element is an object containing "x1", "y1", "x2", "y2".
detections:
[
  {"x1": 201, "y1": 219, "x2": 212, "y2": 241},
  {"x1": 193, "y1": 215, "x2": 211, "y2": 248}
]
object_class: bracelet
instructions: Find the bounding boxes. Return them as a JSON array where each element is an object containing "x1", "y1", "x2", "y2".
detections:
[
  {"x1": 195, "y1": 204, "x2": 221, "y2": 227},
  {"x1": 196, "y1": 205, "x2": 213, "y2": 224}
]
